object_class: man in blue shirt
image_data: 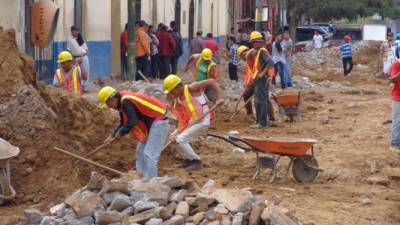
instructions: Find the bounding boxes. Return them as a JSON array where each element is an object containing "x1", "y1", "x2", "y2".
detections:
[{"x1": 340, "y1": 35, "x2": 353, "y2": 76}]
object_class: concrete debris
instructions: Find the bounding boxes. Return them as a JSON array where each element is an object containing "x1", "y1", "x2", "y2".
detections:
[{"x1": 33, "y1": 175, "x2": 300, "y2": 225}]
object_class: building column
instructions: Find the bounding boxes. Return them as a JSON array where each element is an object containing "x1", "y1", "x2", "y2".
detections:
[{"x1": 111, "y1": 0, "x2": 121, "y2": 75}]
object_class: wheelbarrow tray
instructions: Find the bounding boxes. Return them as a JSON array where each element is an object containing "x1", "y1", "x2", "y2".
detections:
[
  {"x1": 242, "y1": 136, "x2": 317, "y2": 156},
  {"x1": 274, "y1": 93, "x2": 300, "y2": 107}
]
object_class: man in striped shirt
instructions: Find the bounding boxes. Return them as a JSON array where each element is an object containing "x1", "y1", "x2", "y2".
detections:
[{"x1": 340, "y1": 35, "x2": 353, "y2": 76}]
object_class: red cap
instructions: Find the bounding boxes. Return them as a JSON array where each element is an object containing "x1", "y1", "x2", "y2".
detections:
[{"x1": 344, "y1": 35, "x2": 352, "y2": 41}]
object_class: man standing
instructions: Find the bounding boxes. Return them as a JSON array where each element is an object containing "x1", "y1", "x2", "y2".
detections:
[
  {"x1": 203, "y1": 33, "x2": 219, "y2": 63},
  {"x1": 271, "y1": 33, "x2": 287, "y2": 89},
  {"x1": 157, "y1": 24, "x2": 176, "y2": 79},
  {"x1": 282, "y1": 31, "x2": 293, "y2": 86},
  {"x1": 97, "y1": 86, "x2": 170, "y2": 179},
  {"x1": 120, "y1": 23, "x2": 128, "y2": 79},
  {"x1": 388, "y1": 59, "x2": 400, "y2": 153},
  {"x1": 169, "y1": 21, "x2": 183, "y2": 74},
  {"x1": 237, "y1": 28, "x2": 250, "y2": 47},
  {"x1": 163, "y1": 75, "x2": 224, "y2": 170},
  {"x1": 248, "y1": 31, "x2": 275, "y2": 129},
  {"x1": 340, "y1": 35, "x2": 353, "y2": 76},
  {"x1": 313, "y1": 30, "x2": 323, "y2": 49},
  {"x1": 228, "y1": 37, "x2": 239, "y2": 81},
  {"x1": 190, "y1": 31, "x2": 205, "y2": 55},
  {"x1": 135, "y1": 20, "x2": 151, "y2": 80},
  {"x1": 380, "y1": 32, "x2": 398, "y2": 75},
  {"x1": 148, "y1": 25, "x2": 160, "y2": 79},
  {"x1": 53, "y1": 51, "x2": 87, "y2": 96}
]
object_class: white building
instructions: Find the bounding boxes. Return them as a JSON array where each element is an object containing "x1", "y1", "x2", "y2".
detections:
[{"x1": 0, "y1": 0, "x2": 230, "y2": 83}]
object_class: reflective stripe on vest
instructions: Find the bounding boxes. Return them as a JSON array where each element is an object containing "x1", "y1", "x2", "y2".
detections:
[
  {"x1": 183, "y1": 85, "x2": 199, "y2": 120},
  {"x1": 195, "y1": 58, "x2": 215, "y2": 79},
  {"x1": 121, "y1": 95, "x2": 166, "y2": 115},
  {"x1": 252, "y1": 48, "x2": 266, "y2": 80},
  {"x1": 56, "y1": 67, "x2": 79, "y2": 95}
]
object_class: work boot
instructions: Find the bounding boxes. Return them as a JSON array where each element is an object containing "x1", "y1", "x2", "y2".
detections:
[
  {"x1": 250, "y1": 123, "x2": 266, "y2": 129},
  {"x1": 389, "y1": 145, "x2": 400, "y2": 154},
  {"x1": 185, "y1": 160, "x2": 203, "y2": 171},
  {"x1": 180, "y1": 159, "x2": 191, "y2": 168}
]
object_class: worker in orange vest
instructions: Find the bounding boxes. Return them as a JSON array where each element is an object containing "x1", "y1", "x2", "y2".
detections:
[
  {"x1": 245, "y1": 31, "x2": 275, "y2": 129},
  {"x1": 97, "y1": 86, "x2": 170, "y2": 179},
  {"x1": 163, "y1": 74, "x2": 224, "y2": 171},
  {"x1": 53, "y1": 51, "x2": 87, "y2": 96},
  {"x1": 184, "y1": 48, "x2": 218, "y2": 102}
]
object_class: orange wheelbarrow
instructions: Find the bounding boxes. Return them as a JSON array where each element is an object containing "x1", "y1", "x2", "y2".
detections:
[
  {"x1": 272, "y1": 92, "x2": 301, "y2": 122},
  {"x1": 208, "y1": 133, "x2": 322, "y2": 183}
]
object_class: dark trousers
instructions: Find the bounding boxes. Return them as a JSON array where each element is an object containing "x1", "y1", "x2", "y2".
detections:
[
  {"x1": 342, "y1": 57, "x2": 353, "y2": 76},
  {"x1": 254, "y1": 76, "x2": 268, "y2": 126},
  {"x1": 171, "y1": 56, "x2": 180, "y2": 74},
  {"x1": 150, "y1": 54, "x2": 159, "y2": 79},
  {"x1": 272, "y1": 62, "x2": 286, "y2": 89},
  {"x1": 243, "y1": 83, "x2": 274, "y2": 120},
  {"x1": 121, "y1": 53, "x2": 128, "y2": 78},
  {"x1": 228, "y1": 63, "x2": 238, "y2": 81},
  {"x1": 159, "y1": 56, "x2": 171, "y2": 79},
  {"x1": 135, "y1": 55, "x2": 151, "y2": 81}
]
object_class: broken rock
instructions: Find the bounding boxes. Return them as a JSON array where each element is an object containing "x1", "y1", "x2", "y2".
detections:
[
  {"x1": 109, "y1": 194, "x2": 133, "y2": 212},
  {"x1": 231, "y1": 213, "x2": 244, "y2": 225},
  {"x1": 175, "y1": 201, "x2": 190, "y2": 218},
  {"x1": 129, "y1": 208, "x2": 160, "y2": 224},
  {"x1": 248, "y1": 203, "x2": 265, "y2": 225},
  {"x1": 170, "y1": 189, "x2": 188, "y2": 203},
  {"x1": 87, "y1": 171, "x2": 107, "y2": 190},
  {"x1": 134, "y1": 201, "x2": 159, "y2": 214},
  {"x1": 163, "y1": 215, "x2": 184, "y2": 225},
  {"x1": 150, "y1": 177, "x2": 185, "y2": 189},
  {"x1": 159, "y1": 203, "x2": 177, "y2": 220},
  {"x1": 71, "y1": 193, "x2": 105, "y2": 218},
  {"x1": 24, "y1": 208, "x2": 44, "y2": 224},
  {"x1": 102, "y1": 179, "x2": 129, "y2": 195},
  {"x1": 49, "y1": 203, "x2": 66, "y2": 217},
  {"x1": 129, "y1": 180, "x2": 171, "y2": 205},
  {"x1": 211, "y1": 188, "x2": 254, "y2": 213},
  {"x1": 145, "y1": 218, "x2": 163, "y2": 225},
  {"x1": 95, "y1": 211, "x2": 124, "y2": 225}
]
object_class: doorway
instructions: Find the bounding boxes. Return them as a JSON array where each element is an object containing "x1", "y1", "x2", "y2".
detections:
[{"x1": 188, "y1": 0, "x2": 195, "y2": 42}]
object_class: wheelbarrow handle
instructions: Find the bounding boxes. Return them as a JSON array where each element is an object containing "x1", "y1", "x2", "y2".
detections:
[{"x1": 207, "y1": 133, "x2": 255, "y2": 152}]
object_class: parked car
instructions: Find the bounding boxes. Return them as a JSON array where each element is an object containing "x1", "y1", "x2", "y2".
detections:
[
  {"x1": 312, "y1": 23, "x2": 334, "y2": 33},
  {"x1": 332, "y1": 24, "x2": 362, "y2": 40},
  {"x1": 296, "y1": 26, "x2": 331, "y2": 42}
]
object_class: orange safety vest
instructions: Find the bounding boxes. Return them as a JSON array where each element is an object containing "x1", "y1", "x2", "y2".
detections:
[
  {"x1": 56, "y1": 67, "x2": 82, "y2": 95},
  {"x1": 251, "y1": 48, "x2": 275, "y2": 81},
  {"x1": 193, "y1": 56, "x2": 218, "y2": 80},
  {"x1": 120, "y1": 91, "x2": 167, "y2": 141},
  {"x1": 172, "y1": 85, "x2": 205, "y2": 133}
]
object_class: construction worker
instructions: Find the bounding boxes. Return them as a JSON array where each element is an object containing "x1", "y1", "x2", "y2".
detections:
[
  {"x1": 237, "y1": 45, "x2": 254, "y2": 115},
  {"x1": 97, "y1": 86, "x2": 170, "y2": 179},
  {"x1": 246, "y1": 31, "x2": 275, "y2": 129},
  {"x1": 163, "y1": 75, "x2": 224, "y2": 171},
  {"x1": 185, "y1": 48, "x2": 218, "y2": 102},
  {"x1": 53, "y1": 51, "x2": 87, "y2": 96}
]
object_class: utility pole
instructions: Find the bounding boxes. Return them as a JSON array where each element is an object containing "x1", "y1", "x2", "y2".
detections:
[
  {"x1": 127, "y1": 0, "x2": 137, "y2": 81},
  {"x1": 255, "y1": 0, "x2": 262, "y2": 31}
]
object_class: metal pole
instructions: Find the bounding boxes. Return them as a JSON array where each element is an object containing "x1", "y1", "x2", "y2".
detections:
[
  {"x1": 74, "y1": 0, "x2": 83, "y2": 29},
  {"x1": 127, "y1": 0, "x2": 137, "y2": 81},
  {"x1": 255, "y1": 0, "x2": 262, "y2": 31}
]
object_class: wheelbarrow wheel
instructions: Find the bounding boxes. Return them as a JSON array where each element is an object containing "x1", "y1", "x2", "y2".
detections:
[{"x1": 292, "y1": 155, "x2": 319, "y2": 183}]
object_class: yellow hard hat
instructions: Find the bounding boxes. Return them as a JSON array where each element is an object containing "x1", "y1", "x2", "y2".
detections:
[
  {"x1": 163, "y1": 74, "x2": 182, "y2": 94},
  {"x1": 57, "y1": 51, "x2": 73, "y2": 63},
  {"x1": 237, "y1": 45, "x2": 249, "y2": 57},
  {"x1": 250, "y1": 31, "x2": 263, "y2": 41},
  {"x1": 201, "y1": 48, "x2": 213, "y2": 60},
  {"x1": 98, "y1": 86, "x2": 117, "y2": 108}
]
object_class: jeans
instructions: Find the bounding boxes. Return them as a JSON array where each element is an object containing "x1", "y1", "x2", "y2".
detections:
[
  {"x1": 150, "y1": 54, "x2": 159, "y2": 79},
  {"x1": 176, "y1": 124, "x2": 209, "y2": 160},
  {"x1": 171, "y1": 56, "x2": 180, "y2": 74},
  {"x1": 342, "y1": 57, "x2": 353, "y2": 76},
  {"x1": 121, "y1": 53, "x2": 128, "y2": 78},
  {"x1": 243, "y1": 82, "x2": 274, "y2": 120},
  {"x1": 391, "y1": 101, "x2": 400, "y2": 146},
  {"x1": 81, "y1": 55, "x2": 90, "y2": 92},
  {"x1": 254, "y1": 76, "x2": 268, "y2": 126},
  {"x1": 228, "y1": 63, "x2": 238, "y2": 81},
  {"x1": 159, "y1": 56, "x2": 171, "y2": 79},
  {"x1": 135, "y1": 55, "x2": 151, "y2": 81},
  {"x1": 283, "y1": 62, "x2": 292, "y2": 87},
  {"x1": 272, "y1": 62, "x2": 286, "y2": 89},
  {"x1": 136, "y1": 120, "x2": 170, "y2": 179}
]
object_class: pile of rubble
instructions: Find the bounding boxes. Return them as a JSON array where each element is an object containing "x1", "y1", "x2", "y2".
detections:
[{"x1": 24, "y1": 173, "x2": 300, "y2": 225}]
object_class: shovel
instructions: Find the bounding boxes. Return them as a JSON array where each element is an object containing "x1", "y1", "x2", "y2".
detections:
[{"x1": 229, "y1": 95, "x2": 254, "y2": 121}]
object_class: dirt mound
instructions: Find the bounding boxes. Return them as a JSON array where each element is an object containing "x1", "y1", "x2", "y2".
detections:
[{"x1": 0, "y1": 29, "x2": 136, "y2": 215}]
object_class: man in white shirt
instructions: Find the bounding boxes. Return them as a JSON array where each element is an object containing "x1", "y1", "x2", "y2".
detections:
[{"x1": 313, "y1": 30, "x2": 323, "y2": 49}]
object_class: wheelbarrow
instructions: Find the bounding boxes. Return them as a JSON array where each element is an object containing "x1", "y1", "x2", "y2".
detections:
[
  {"x1": 272, "y1": 92, "x2": 301, "y2": 122},
  {"x1": 208, "y1": 133, "x2": 322, "y2": 183},
  {"x1": 0, "y1": 138, "x2": 20, "y2": 205}
]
